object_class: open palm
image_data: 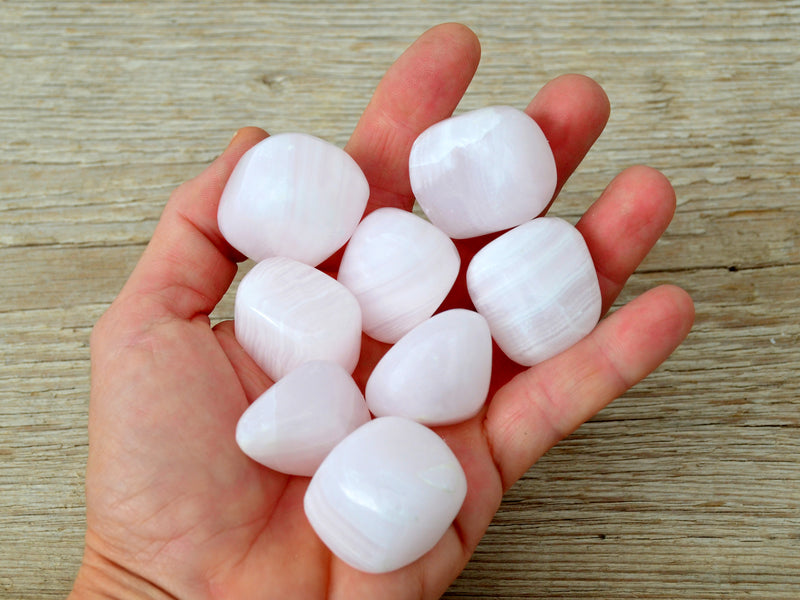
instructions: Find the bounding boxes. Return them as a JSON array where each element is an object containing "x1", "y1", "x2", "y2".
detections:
[{"x1": 70, "y1": 24, "x2": 694, "y2": 600}]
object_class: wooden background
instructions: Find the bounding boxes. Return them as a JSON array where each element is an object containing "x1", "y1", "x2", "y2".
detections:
[{"x1": 2, "y1": 1, "x2": 798, "y2": 598}]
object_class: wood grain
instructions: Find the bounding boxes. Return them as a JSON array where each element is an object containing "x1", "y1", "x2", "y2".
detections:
[{"x1": 2, "y1": 1, "x2": 798, "y2": 598}]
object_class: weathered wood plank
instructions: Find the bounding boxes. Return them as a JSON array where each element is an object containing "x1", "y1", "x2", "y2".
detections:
[{"x1": 2, "y1": 0, "x2": 799, "y2": 598}]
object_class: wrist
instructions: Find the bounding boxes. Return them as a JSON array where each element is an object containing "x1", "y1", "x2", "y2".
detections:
[{"x1": 69, "y1": 545, "x2": 177, "y2": 600}]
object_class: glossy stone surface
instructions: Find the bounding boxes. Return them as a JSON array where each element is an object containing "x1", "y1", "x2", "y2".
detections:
[
  {"x1": 235, "y1": 361, "x2": 371, "y2": 476},
  {"x1": 409, "y1": 105, "x2": 557, "y2": 239},
  {"x1": 466, "y1": 217, "x2": 602, "y2": 366},
  {"x1": 304, "y1": 416, "x2": 467, "y2": 573},
  {"x1": 366, "y1": 309, "x2": 492, "y2": 426},
  {"x1": 337, "y1": 207, "x2": 460, "y2": 343},
  {"x1": 218, "y1": 133, "x2": 369, "y2": 266},
  {"x1": 235, "y1": 257, "x2": 362, "y2": 381}
]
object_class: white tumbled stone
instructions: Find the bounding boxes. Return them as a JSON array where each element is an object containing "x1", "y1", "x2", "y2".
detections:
[
  {"x1": 466, "y1": 217, "x2": 601, "y2": 366},
  {"x1": 235, "y1": 361, "x2": 371, "y2": 477},
  {"x1": 235, "y1": 257, "x2": 362, "y2": 381},
  {"x1": 366, "y1": 309, "x2": 492, "y2": 426},
  {"x1": 409, "y1": 105, "x2": 557, "y2": 239},
  {"x1": 218, "y1": 133, "x2": 369, "y2": 266},
  {"x1": 304, "y1": 416, "x2": 467, "y2": 574},
  {"x1": 337, "y1": 207, "x2": 460, "y2": 343}
]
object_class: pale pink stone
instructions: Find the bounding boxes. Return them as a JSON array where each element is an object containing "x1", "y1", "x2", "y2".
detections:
[
  {"x1": 218, "y1": 133, "x2": 369, "y2": 266},
  {"x1": 467, "y1": 217, "x2": 601, "y2": 365},
  {"x1": 235, "y1": 257, "x2": 362, "y2": 381},
  {"x1": 366, "y1": 309, "x2": 492, "y2": 426},
  {"x1": 236, "y1": 361, "x2": 371, "y2": 477},
  {"x1": 409, "y1": 105, "x2": 557, "y2": 239},
  {"x1": 337, "y1": 207, "x2": 460, "y2": 343},
  {"x1": 304, "y1": 417, "x2": 467, "y2": 573}
]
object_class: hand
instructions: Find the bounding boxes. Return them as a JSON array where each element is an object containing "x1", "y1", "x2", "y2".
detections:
[{"x1": 70, "y1": 23, "x2": 694, "y2": 600}]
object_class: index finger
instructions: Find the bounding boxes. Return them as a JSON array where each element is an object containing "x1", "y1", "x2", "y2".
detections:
[
  {"x1": 344, "y1": 23, "x2": 481, "y2": 215},
  {"x1": 117, "y1": 127, "x2": 268, "y2": 320}
]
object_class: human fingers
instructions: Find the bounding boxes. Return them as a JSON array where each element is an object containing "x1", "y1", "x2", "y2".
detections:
[
  {"x1": 484, "y1": 284, "x2": 694, "y2": 489},
  {"x1": 577, "y1": 165, "x2": 677, "y2": 314},
  {"x1": 213, "y1": 320, "x2": 274, "y2": 402},
  {"x1": 344, "y1": 23, "x2": 481, "y2": 214},
  {"x1": 117, "y1": 127, "x2": 269, "y2": 320},
  {"x1": 525, "y1": 73, "x2": 611, "y2": 199}
]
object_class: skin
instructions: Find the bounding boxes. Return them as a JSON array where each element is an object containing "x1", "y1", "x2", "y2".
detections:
[{"x1": 69, "y1": 23, "x2": 695, "y2": 600}]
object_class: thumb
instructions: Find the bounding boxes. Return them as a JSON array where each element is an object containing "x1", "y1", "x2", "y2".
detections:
[{"x1": 118, "y1": 127, "x2": 268, "y2": 320}]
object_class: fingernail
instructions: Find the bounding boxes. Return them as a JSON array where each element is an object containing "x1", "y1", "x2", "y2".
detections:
[{"x1": 228, "y1": 128, "x2": 244, "y2": 148}]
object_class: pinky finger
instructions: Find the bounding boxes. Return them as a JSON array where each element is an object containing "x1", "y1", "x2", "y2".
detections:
[{"x1": 484, "y1": 284, "x2": 695, "y2": 489}]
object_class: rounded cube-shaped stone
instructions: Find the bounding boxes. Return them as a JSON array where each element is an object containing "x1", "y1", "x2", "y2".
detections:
[
  {"x1": 304, "y1": 416, "x2": 467, "y2": 573},
  {"x1": 466, "y1": 217, "x2": 601, "y2": 366},
  {"x1": 235, "y1": 257, "x2": 362, "y2": 381},
  {"x1": 337, "y1": 207, "x2": 460, "y2": 343},
  {"x1": 409, "y1": 106, "x2": 557, "y2": 239},
  {"x1": 218, "y1": 133, "x2": 369, "y2": 266}
]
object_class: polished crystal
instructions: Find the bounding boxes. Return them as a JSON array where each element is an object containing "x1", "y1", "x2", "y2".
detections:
[
  {"x1": 467, "y1": 217, "x2": 601, "y2": 365},
  {"x1": 409, "y1": 105, "x2": 557, "y2": 239},
  {"x1": 218, "y1": 133, "x2": 369, "y2": 266},
  {"x1": 337, "y1": 207, "x2": 460, "y2": 343},
  {"x1": 366, "y1": 309, "x2": 492, "y2": 425},
  {"x1": 304, "y1": 417, "x2": 467, "y2": 573},
  {"x1": 236, "y1": 361, "x2": 371, "y2": 476},
  {"x1": 234, "y1": 257, "x2": 362, "y2": 381}
]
